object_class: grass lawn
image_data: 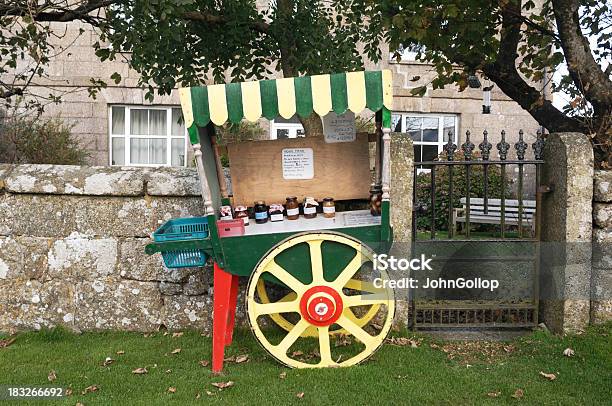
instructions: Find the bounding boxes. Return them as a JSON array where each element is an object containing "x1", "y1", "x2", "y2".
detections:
[{"x1": 0, "y1": 324, "x2": 610, "y2": 405}]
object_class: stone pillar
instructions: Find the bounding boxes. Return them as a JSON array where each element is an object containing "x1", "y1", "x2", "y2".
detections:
[
  {"x1": 389, "y1": 134, "x2": 414, "y2": 329},
  {"x1": 540, "y1": 132, "x2": 593, "y2": 333},
  {"x1": 592, "y1": 170, "x2": 612, "y2": 323}
]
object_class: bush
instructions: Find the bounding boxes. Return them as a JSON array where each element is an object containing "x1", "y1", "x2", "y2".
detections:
[
  {"x1": 0, "y1": 115, "x2": 89, "y2": 165},
  {"x1": 415, "y1": 157, "x2": 512, "y2": 231}
]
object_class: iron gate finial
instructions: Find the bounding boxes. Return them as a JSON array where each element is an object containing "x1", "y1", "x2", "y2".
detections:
[
  {"x1": 479, "y1": 130, "x2": 492, "y2": 160},
  {"x1": 443, "y1": 132, "x2": 457, "y2": 161},
  {"x1": 532, "y1": 130, "x2": 545, "y2": 160},
  {"x1": 515, "y1": 129, "x2": 528, "y2": 160},
  {"x1": 497, "y1": 130, "x2": 510, "y2": 160},
  {"x1": 462, "y1": 130, "x2": 475, "y2": 160}
]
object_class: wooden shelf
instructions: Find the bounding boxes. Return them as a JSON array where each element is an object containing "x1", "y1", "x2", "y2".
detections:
[{"x1": 229, "y1": 210, "x2": 381, "y2": 237}]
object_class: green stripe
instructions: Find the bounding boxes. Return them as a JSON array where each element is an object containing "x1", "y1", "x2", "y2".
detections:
[
  {"x1": 382, "y1": 107, "x2": 391, "y2": 128},
  {"x1": 365, "y1": 71, "x2": 383, "y2": 111},
  {"x1": 225, "y1": 83, "x2": 244, "y2": 124},
  {"x1": 330, "y1": 72, "x2": 348, "y2": 115},
  {"x1": 259, "y1": 79, "x2": 279, "y2": 120},
  {"x1": 187, "y1": 125, "x2": 199, "y2": 145},
  {"x1": 294, "y1": 76, "x2": 313, "y2": 117},
  {"x1": 190, "y1": 87, "x2": 210, "y2": 127}
]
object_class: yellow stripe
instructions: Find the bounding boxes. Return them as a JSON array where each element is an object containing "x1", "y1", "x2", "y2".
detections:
[
  {"x1": 276, "y1": 78, "x2": 296, "y2": 119},
  {"x1": 241, "y1": 81, "x2": 262, "y2": 122},
  {"x1": 178, "y1": 88, "x2": 194, "y2": 128},
  {"x1": 208, "y1": 84, "x2": 228, "y2": 125},
  {"x1": 382, "y1": 69, "x2": 393, "y2": 110},
  {"x1": 346, "y1": 71, "x2": 366, "y2": 113},
  {"x1": 311, "y1": 74, "x2": 332, "y2": 116}
]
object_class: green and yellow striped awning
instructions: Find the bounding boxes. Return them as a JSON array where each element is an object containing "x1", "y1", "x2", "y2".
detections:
[{"x1": 179, "y1": 70, "x2": 393, "y2": 143}]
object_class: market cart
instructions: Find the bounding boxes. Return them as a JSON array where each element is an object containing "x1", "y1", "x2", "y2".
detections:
[{"x1": 146, "y1": 70, "x2": 396, "y2": 372}]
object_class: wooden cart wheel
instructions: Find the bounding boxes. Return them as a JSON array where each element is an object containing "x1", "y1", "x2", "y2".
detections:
[
  {"x1": 246, "y1": 232, "x2": 394, "y2": 368},
  {"x1": 256, "y1": 279, "x2": 382, "y2": 337}
]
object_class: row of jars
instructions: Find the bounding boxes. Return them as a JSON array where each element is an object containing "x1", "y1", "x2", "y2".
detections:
[{"x1": 219, "y1": 197, "x2": 336, "y2": 225}]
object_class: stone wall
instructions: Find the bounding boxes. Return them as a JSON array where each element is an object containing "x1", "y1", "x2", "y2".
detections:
[
  {"x1": 0, "y1": 164, "x2": 217, "y2": 334},
  {"x1": 0, "y1": 151, "x2": 414, "y2": 333},
  {"x1": 592, "y1": 170, "x2": 612, "y2": 323}
]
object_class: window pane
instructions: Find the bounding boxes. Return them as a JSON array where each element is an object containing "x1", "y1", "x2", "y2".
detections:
[
  {"x1": 111, "y1": 137, "x2": 125, "y2": 165},
  {"x1": 130, "y1": 109, "x2": 148, "y2": 135},
  {"x1": 406, "y1": 117, "x2": 421, "y2": 141},
  {"x1": 171, "y1": 108, "x2": 185, "y2": 136},
  {"x1": 391, "y1": 114, "x2": 401, "y2": 132},
  {"x1": 443, "y1": 117, "x2": 456, "y2": 142},
  {"x1": 422, "y1": 117, "x2": 439, "y2": 142},
  {"x1": 149, "y1": 138, "x2": 166, "y2": 164},
  {"x1": 130, "y1": 138, "x2": 148, "y2": 164},
  {"x1": 171, "y1": 138, "x2": 185, "y2": 166},
  {"x1": 413, "y1": 145, "x2": 421, "y2": 162},
  {"x1": 276, "y1": 129, "x2": 289, "y2": 139},
  {"x1": 150, "y1": 109, "x2": 166, "y2": 135},
  {"x1": 422, "y1": 145, "x2": 438, "y2": 161},
  {"x1": 111, "y1": 106, "x2": 125, "y2": 135}
]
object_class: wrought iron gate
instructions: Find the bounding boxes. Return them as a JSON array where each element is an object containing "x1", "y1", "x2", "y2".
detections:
[{"x1": 410, "y1": 129, "x2": 545, "y2": 328}]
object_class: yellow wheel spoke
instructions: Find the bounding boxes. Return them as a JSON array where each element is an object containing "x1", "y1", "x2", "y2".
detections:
[
  {"x1": 344, "y1": 279, "x2": 386, "y2": 294},
  {"x1": 343, "y1": 294, "x2": 389, "y2": 308},
  {"x1": 333, "y1": 251, "x2": 367, "y2": 290},
  {"x1": 264, "y1": 262, "x2": 306, "y2": 294},
  {"x1": 276, "y1": 318, "x2": 309, "y2": 354},
  {"x1": 336, "y1": 315, "x2": 376, "y2": 349},
  {"x1": 308, "y1": 240, "x2": 324, "y2": 284},
  {"x1": 252, "y1": 300, "x2": 299, "y2": 316},
  {"x1": 318, "y1": 326, "x2": 333, "y2": 365}
]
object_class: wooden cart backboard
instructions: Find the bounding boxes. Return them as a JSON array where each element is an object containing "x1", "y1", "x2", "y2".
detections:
[{"x1": 228, "y1": 134, "x2": 370, "y2": 205}]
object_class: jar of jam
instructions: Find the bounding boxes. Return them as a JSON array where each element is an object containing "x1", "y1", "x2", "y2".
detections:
[
  {"x1": 285, "y1": 197, "x2": 299, "y2": 220},
  {"x1": 303, "y1": 197, "x2": 319, "y2": 219},
  {"x1": 219, "y1": 205, "x2": 233, "y2": 221},
  {"x1": 254, "y1": 201, "x2": 269, "y2": 224},
  {"x1": 269, "y1": 203, "x2": 284, "y2": 222},
  {"x1": 322, "y1": 197, "x2": 335, "y2": 218},
  {"x1": 234, "y1": 205, "x2": 249, "y2": 226},
  {"x1": 369, "y1": 185, "x2": 382, "y2": 216}
]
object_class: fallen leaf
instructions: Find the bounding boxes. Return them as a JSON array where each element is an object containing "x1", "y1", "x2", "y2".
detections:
[
  {"x1": 81, "y1": 384, "x2": 99, "y2": 395},
  {"x1": 235, "y1": 354, "x2": 249, "y2": 363},
  {"x1": 165, "y1": 369, "x2": 172, "y2": 374},
  {"x1": 487, "y1": 391, "x2": 501, "y2": 398},
  {"x1": 539, "y1": 371, "x2": 556, "y2": 381},
  {"x1": 211, "y1": 381, "x2": 234, "y2": 390},
  {"x1": 65, "y1": 388, "x2": 73, "y2": 396},
  {"x1": 296, "y1": 392, "x2": 305, "y2": 399},
  {"x1": 172, "y1": 332, "x2": 183, "y2": 338},
  {"x1": 334, "y1": 334, "x2": 352, "y2": 347},
  {"x1": 429, "y1": 343, "x2": 439, "y2": 349},
  {"x1": 279, "y1": 372, "x2": 287, "y2": 379},
  {"x1": 76, "y1": 403, "x2": 84, "y2": 406},
  {"x1": 167, "y1": 387, "x2": 177, "y2": 393},
  {"x1": 385, "y1": 337, "x2": 420, "y2": 347},
  {"x1": 116, "y1": 350, "x2": 125, "y2": 355},
  {"x1": 171, "y1": 348, "x2": 181, "y2": 354},
  {"x1": 199, "y1": 360, "x2": 210, "y2": 367},
  {"x1": 0, "y1": 338, "x2": 16, "y2": 348},
  {"x1": 511, "y1": 389, "x2": 524, "y2": 399},
  {"x1": 48, "y1": 370, "x2": 57, "y2": 382},
  {"x1": 563, "y1": 348, "x2": 575, "y2": 357},
  {"x1": 132, "y1": 367, "x2": 148, "y2": 375},
  {"x1": 291, "y1": 350, "x2": 303, "y2": 357},
  {"x1": 196, "y1": 392, "x2": 201, "y2": 399},
  {"x1": 102, "y1": 357, "x2": 114, "y2": 367},
  {"x1": 205, "y1": 390, "x2": 214, "y2": 396}
]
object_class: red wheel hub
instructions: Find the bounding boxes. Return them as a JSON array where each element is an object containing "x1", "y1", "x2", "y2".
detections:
[{"x1": 299, "y1": 286, "x2": 343, "y2": 326}]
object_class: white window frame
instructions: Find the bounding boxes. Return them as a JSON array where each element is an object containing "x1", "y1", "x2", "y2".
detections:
[
  {"x1": 269, "y1": 120, "x2": 305, "y2": 139},
  {"x1": 392, "y1": 112, "x2": 459, "y2": 173},
  {"x1": 109, "y1": 105, "x2": 188, "y2": 167}
]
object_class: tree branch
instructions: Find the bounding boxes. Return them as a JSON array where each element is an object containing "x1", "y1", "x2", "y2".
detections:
[
  {"x1": 483, "y1": 0, "x2": 585, "y2": 133},
  {"x1": 0, "y1": 1, "x2": 115, "y2": 25},
  {"x1": 182, "y1": 11, "x2": 270, "y2": 35},
  {"x1": 551, "y1": 0, "x2": 612, "y2": 117}
]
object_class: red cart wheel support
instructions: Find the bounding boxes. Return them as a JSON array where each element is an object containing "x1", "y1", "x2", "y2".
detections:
[{"x1": 212, "y1": 262, "x2": 239, "y2": 373}]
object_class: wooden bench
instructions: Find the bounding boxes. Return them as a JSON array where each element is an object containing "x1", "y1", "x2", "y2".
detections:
[{"x1": 453, "y1": 198, "x2": 536, "y2": 233}]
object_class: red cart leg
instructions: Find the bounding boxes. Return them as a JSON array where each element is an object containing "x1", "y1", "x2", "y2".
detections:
[
  {"x1": 212, "y1": 262, "x2": 239, "y2": 373},
  {"x1": 225, "y1": 275, "x2": 240, "y2": 345}
]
